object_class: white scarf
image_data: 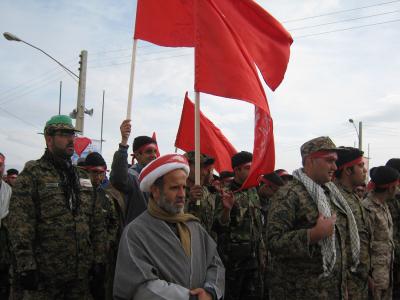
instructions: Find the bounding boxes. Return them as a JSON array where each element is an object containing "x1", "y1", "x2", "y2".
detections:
[
  {"x1": 293, "y1": 168, "x2": 360, "y2": 276},
  {"x1": 0, "y1": 180, "x2": 12, "y2": 223}
]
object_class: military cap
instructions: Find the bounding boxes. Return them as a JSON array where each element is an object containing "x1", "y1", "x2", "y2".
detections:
[
  {"x1": 231, "y1": 151, "x2": 253, "y2": 169},
  {"x1": 219, "y1": 171, "x2": 234, "y2": 180},
  {"x1": 184, "y1": 151, "x2": 215, "y2": 166},
  {"x1": 370, "y1": 166, "x2": 399, "y2": 188},
  {"x1": 132, "y1": 136, "x2": 157, "y2": 152},
  {"x1": 260, "y1": 172, "x2": 285, "y2": 186},
  {"x1": 300, "y1": 136, "x2": 338, "y2": 159},
  {"x1": 85, "y1": 152, "x2": 107, "y2": 168},
  {"x1": 336, "y1": 147, "x2": 364, "y2": 170},
  {"x1": 6, "y1": 168, "x2": 19, "y2": 176},
  {"x1": 44, "y1": 115, "x2": 78, "y2": 135},
  {"x1": 385, "y1": 158, "x2": 400, "y2": 172}
]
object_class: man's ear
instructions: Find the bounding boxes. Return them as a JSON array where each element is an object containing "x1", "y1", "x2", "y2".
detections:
[
  {"x1": 150, "y1": 184, "x2": 160, "y2": 200},
  {"x1": 344, "y1": 167, "x2": 352, "y2": 176},
  {"x1": 45, "y1": 135, "x2": 53, "y2": 148}
]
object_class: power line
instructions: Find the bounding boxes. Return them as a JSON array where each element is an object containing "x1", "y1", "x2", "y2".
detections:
[
  {"x1": 283, "y1": 0, "x2": 400, "y2": 23},
  {"x1": 295, "y1": 18, "x2": 400, "y2": 38},
  {"x1": 0, "y1": 107, "x2": 40, "y2": 128},
  {"x1": 288, "y1": 9, "x2": 400, "y2": 31}
]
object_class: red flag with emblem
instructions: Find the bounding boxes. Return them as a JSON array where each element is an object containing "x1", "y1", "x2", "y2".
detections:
[{"x1": 175, "y1": 93, "x2": 237, "y2": 172}]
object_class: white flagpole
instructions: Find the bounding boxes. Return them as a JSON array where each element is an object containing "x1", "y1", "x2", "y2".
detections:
[
  {"x1": 195, "y1": 91, "x2": 201, "y2": 205},
  {"x1": 126, "y1": 39, "x2": 138, "y2": 120}
]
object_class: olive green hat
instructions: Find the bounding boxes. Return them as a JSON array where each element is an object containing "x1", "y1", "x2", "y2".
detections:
[{"x1": 44, "y1": 115, "x2": 79, "y2": 135}]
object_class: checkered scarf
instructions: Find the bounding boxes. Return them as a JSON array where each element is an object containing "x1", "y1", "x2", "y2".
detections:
[{"x1": 293, "y1": 168, "x2": 360, "y2": 276}]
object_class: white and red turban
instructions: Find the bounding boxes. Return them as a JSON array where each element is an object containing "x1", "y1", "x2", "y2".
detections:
[{"x1": 139, "y1": 154, "x2": 190, "y2": 192}]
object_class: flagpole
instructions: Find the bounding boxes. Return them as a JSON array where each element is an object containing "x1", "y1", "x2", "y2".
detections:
[
  {"x1": 126, "y1": 39, "x2": 138, "y2": 120},
  {"x1": 195, "y1": 91, "x2": 201, "y2": 205}
]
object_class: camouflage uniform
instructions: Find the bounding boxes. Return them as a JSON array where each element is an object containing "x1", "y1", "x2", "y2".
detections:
[
  {"x1": 216, "y1": 181, "x2": 265, "y2": 300},
  {"x1": 185, "y1": 185, "x2": 217, "y2": 238},
  {"x1": 336, "y1": 182, "x2": 371, "y2": 300},
  {"x1": 97, "y1": 183, "x2": 125, "y2": 300},
  {"x1": 266, "y1": 179, "x2": 349, "y2": 300},
  {"x1": 7, "y1": 153, "x2": 106, "y2": 299},
  {"x1": 386, "y1": 193, "x2": 400, "y2": 299},
  {"x1": 362, "y1": 194, "x2": 394, "y2": 300},
  {"x1": 0, "y1": 217, "x2": 11, "y2": 299}
]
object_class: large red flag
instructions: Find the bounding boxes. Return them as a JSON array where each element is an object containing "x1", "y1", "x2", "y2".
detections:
[
  {"x1": 175, "y1": 93, "x2": 237, "y2": 172},
  {"x1": 134, "y1": 0, "x2": 292, "y2": 90},
  {"x1": 216, "y1": 0, "x2": 293, "y2": 91},
  {"x1": 134, "y1": 0, "x2": 194, "y2": 47},
  {"x1": 241, "y1": 107, "x2": 275, "y2": 190},
  {"x1": 195, "y1": 0, "x2": 269, "y2": 112}
]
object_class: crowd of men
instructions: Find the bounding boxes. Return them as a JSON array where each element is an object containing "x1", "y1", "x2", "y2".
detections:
[{"x1": 0, "y1": 114, "x2": 399, "y2": 300}]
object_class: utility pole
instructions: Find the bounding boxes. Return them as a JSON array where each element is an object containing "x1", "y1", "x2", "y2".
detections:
[
  {"x1": 358, "y1": 121, "x2": 363, "y2": 152},
  {"x1": 75, "y1": 50, "x2": 88, "y2": 134}
]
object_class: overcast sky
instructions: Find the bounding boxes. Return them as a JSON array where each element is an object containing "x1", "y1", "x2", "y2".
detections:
[{"x1": 1, "y1": 0, "x2": 399, "y2": 174}]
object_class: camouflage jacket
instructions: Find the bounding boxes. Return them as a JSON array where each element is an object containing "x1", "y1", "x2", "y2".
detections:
[
  {"x1": 387, "y1": 193, "x2": 400, "y2": 264},
  {"x1": 7, "y1": 153, "x2": 106, "y2": 284},
  {"x1": 335, "y1": 182, "x2": 371, "y2": 300},
  {"x1": 185, "y1": 185, "x2": 217, "y2": 237},
  {"x1": 266, "y1": 178, "x2": 348, "y2": 300},
  {"x1": 362, "y1": 194, "x2": 394, "y2": 290},
  {"x1": 215, "y1": 181, "x2": 265, "y2": 267}
]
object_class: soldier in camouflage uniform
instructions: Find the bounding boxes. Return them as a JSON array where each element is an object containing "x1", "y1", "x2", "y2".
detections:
[
  {"x1": 362, "y1": 166, "x2": 398, "y2": 300},
  {"x1": 184, "y1": 151, "x2": 218, "y2": 237},
  {"x1": 216, "y1": 151, "x2": 266, "y2": 300},
  {"x1": 7, "y1": 115, "x2": 106, "y2": 299},
  {"x1": 334, "y1": 147, "x2": 371, "y2": 299},
  {"x1": 267, "y1": 136, "x2": 361, "y2": 300},
  {"x1": 83, "y1": 152, "x2": 125, "y2": 300},
  {"x1": 384, "y1": 158, "x2": 400, "y2": 299}
]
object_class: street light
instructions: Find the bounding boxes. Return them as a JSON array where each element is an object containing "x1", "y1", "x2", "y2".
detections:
[
  {"x1": 3, "y1": 32, "x2": 92, "y2": 134},
  {"x1": 348, "y1": 119, "x2": 363, "y2": 151}
]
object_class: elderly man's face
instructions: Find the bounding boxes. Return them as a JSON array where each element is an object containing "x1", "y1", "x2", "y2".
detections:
[{"x1": 154, "y1": 169, "x2": 187, "y2": 214}]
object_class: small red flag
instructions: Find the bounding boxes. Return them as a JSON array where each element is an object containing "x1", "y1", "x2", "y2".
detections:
[
  {"x1": 241, "y1": 106, "x2": 275, "y2": 190},
  {"x1": 151, "y1": 132, "x2": 161, "y2": 158},
  {"x1": 134, "y1": 0, "x2": 194, "y2": 47},
  {"x1": 195, "y1": 0, "x2": 269, "y2": 112},
  {"x1": 175, "y1": 93, "x2": 237, "y2": 172},
  {"x1": 74, "y1": 137, "x2": 92, "y2": 157}
]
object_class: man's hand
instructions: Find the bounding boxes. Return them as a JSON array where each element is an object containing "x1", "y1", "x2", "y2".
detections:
[
  {"x1": 221, "y1": 190, "x2": 234, "y2": 211},
  {"x1": 120, "y1": 120, "x2": 131, "y2": 146},
  {"x1": 189, "y1": 185, "x2": 203, "y2": 203},
  {"x1": 309, "y1": 213, "x2": 336, "y2": 244},
  {"x1": 190, "y1": 288, "x2": 213, "y2": 300}
]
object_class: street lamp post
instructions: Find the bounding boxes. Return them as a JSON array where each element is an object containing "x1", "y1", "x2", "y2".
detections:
[
  {"x1": 3, "y1": 32, "x2": 92, "y2": 134},
  {"x1": 349, "y1": 119, "x2": 363, "y2": 151}
]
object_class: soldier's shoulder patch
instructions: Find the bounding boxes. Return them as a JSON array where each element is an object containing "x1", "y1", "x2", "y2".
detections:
[{"x1": 80, "y1": 178, "x2": 93, "y2": 188}]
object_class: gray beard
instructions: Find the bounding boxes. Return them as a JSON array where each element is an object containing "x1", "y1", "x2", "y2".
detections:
[{"x1": 158, "y1": 193, "x2": 183, "y2": 215}]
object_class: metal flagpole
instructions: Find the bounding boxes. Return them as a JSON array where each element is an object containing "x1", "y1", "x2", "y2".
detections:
[
  {"x1": 195, "y1": 91, "x2": 201, "y2": 205},
  {"x1": 100, "y1": 90, "x2": 105, "y2": 154}
]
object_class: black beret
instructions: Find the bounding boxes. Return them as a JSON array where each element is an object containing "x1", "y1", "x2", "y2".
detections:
[
  {"x1": 261, "y1": 172, "x2": 285, "y2": 186},
  {"x1": 370, "y1": 166, "x2": 399, "y2": 186},
  {"x1": 132, "y1": 136, "x2": 157, "y2": 152},
  {"x1": 231, "y1": 151, "x2": 253, "y2": 169},
  {"x1": 85, "y1": 152, "x2": 106, "y2": 168},
  {"x1": 386, "y1": 158, "x2": 400, "y2": 173},
  {"x1": 6, "y1": 168, "x2": 19, "y2": 176},
  {"x1": 336, "y1": 147, "x2": 364, "y2": 168},
  {"x1": 219, "y1": 171, "x2": 234, "y2": 180}
]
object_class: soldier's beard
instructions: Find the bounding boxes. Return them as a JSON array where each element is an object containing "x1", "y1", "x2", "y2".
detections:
[{"x1": 158, "y1": 193, "x2": 183, "y2": 215}]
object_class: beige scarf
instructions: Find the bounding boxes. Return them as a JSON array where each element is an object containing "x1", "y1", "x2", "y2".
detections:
[{"x1": 148, "y1": 197, "x2": 199, "y2": 257}]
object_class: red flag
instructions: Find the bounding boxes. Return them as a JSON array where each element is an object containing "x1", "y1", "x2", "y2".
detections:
[
  {"x1": 151, "y1": 132, "x2": 161, "y2": 157},
  {"x1": 175, "y1": 93, "x2": 237, "y2": 172},
  {"x1": 241, "y1": 106, "x2": 275, "y2": 190},
  {"x1": 195, "y1": 0, "x2": 269, "y2": 112},
  {"x1": 134, "y1": 0, "x2": 292, "y2": 90},
  {"x1": 74, "y1": 137, "x2": 92, "y2": 157},
  {"x1": 134, "y1": 0, "x2": 194, "y2": 47},
  {"x1": 216, "y1": 0, "x2": 293, "y2": 91}
]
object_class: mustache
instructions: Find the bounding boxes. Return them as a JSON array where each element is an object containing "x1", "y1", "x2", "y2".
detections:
[{"x1": 67, "y1": 143, "x2": 74, "y2": 148}]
